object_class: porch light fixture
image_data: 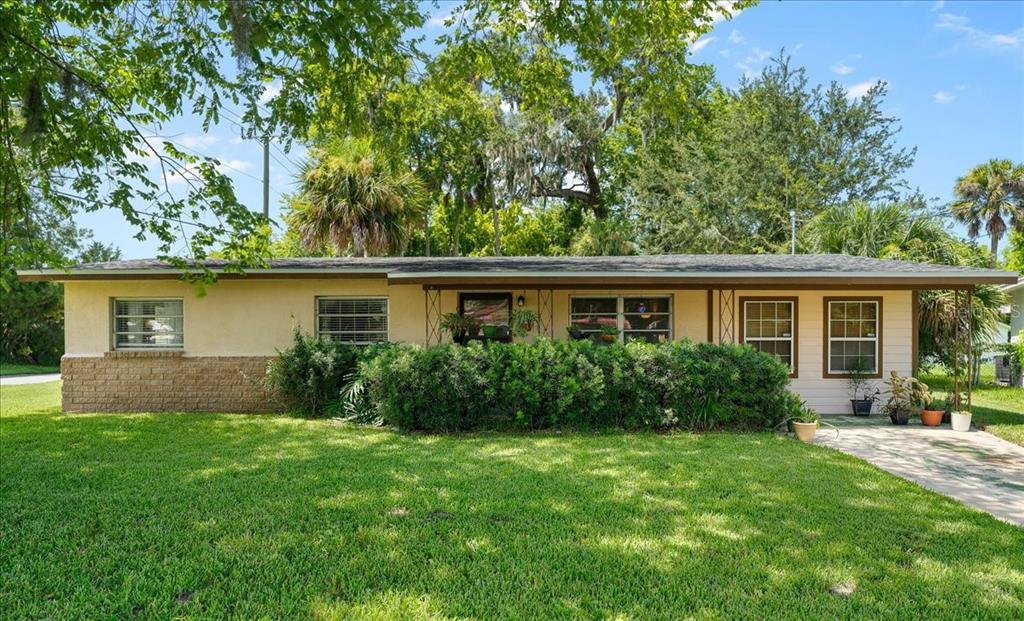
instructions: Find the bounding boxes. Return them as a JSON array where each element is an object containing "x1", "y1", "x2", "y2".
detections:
[{"x1": 517, "y1": 295, "x2": 526, "y2": 307}]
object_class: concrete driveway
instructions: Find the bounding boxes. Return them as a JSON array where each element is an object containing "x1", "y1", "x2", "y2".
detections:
[
  {"x1": 0, "y1": 373, "x2": 61, "y2": 386},
  {"x1": 814, "y1": 417, "x2": 1024, "y2": 527}
]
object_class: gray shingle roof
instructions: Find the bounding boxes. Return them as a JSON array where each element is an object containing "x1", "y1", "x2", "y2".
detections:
[{"x1": 63, "y1": 254, "x2": 1002, "y2": 275}]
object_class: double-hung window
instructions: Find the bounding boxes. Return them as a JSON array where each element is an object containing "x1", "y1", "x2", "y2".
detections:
[
  {"x1": 316, "y1": 297, "x2": 388, "y2": 344},
  {"x1": 825, "y1": 298, "x2": 881, "y2": 376},
  {"x1": 570, "y1": 296, "x2": 672, "y2": 343},
  {"x1": 741, "y1": 298, "x2": 797, "y2": 376},
  {"x1": 113, "y1": 299, "x2": 184, "y2": 349}
]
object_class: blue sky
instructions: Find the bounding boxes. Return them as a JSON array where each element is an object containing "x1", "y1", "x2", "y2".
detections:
[{"x1": 78, "y1": 0, "x2": 1023, "y2": 259}]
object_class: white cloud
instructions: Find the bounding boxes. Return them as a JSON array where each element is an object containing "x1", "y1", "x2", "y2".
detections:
[
  {"x1": 936, "y1": 12, "x2": 1022, "y2": 50},
  {"x1": 933, "y1": 90, "x2": 955, "y2": 104},
  {"x1": 428, "y1": 8, "x2": 454, "y2": 27},
  {"x1": 690, "y1": 36, "x2": 716, "y2": 55},
  {"x1": 931, "y1": 1, "x2": 945, "y2": 11},
  {"x1": 177, "y1": 133, "x2": 220, "y2": 149},
  {"x1": 709, "y1": 1, "x2": 745, "y2": 25},
  {"x1": 728, "y1": 29, "x2": 744, "y2": 44},
  {"x1": 831, "y1": 63, "x2": 855, "y2": 75},
  {"x1": 846, "y1": 79, "x2": 882, "y2": 100},
  {"x1": 735, "y1": 47, "x2": 770, "y2": 77},
  {"x1": 259, "y1": 81, "x2": 281, "y2": 104}
]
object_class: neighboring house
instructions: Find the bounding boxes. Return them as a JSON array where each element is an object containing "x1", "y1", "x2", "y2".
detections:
[{"x1": 19, "y1": 255, "x2": 1016, "y2": 414}]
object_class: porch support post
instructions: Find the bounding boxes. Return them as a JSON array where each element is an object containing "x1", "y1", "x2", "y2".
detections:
[
  {"x1": 718, "y1": 289, "x2": 736, "y2": 345},
  {"x1": 706, "y1": 290, "x2": 714, "y2": 343},
  {"x1": 536, "y1": 289, "x2": 554, "y2": 339},
  {"x1": 967, "y1": 286, "x2": 974, "y2": 412},
  {"x1": 953, "y1": 289, "x2": 960, "y2": 408},
  {"x1": 912, "y1": 290, "x2": 920, "y2": 377},
  {"x1": 424, "y1": 287, "x2": 442, "y2": 346}
]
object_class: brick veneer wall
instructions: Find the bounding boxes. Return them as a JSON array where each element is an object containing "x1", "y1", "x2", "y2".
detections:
[{"x1": 61, "y1": 352, "x2": 279, "y2": 413}]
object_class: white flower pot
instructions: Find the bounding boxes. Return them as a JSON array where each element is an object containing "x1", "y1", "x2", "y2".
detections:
[{"x1": 951, "y1": 411, "x2": 972, "y2": 432}]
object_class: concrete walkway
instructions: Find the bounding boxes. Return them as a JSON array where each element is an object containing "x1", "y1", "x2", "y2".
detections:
[
  {"x1": 0, "y1": 373, "x2": 61, "y2": 386},
  {"x1": 815, "y1": 416, "x2": 1024, "y2": 527}
]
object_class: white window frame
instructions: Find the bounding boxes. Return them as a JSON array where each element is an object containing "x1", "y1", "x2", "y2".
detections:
[
  {"x1": 315, "y1": 296, "x2": 389, "y2": 344},
  {"x1": 826, "y1": 299, "x2": 880, "y2": 376},
  {"x1": 111, "y1": 297, "x2": 184, "y2": 350},
  {"x1": 741, "y1": 299, "x2": 796, "y2": 376},
  {"x1": 569, "y1": 295, "x2": 673, "y2": 341}
]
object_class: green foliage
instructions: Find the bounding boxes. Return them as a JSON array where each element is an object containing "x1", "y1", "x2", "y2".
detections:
[
  {"x1": 633, "y1": 55, "x2": 915, "y2": 253},
  {"x1": 294, "y1": 138, "x2": 427, "y2": 256},
  {"x1": 1003, "y1": 227, "x2": 1024, "y2": 273},
  {"x1": 358, "y1": 340, "x2": 794, "y2": 432},
  {"x1": 1, "y1": 0, "x2": 423, "y2": 275},
  {"x1": 264, "y1": 329, "x2": 361, "y2": 418},
  {"x1": 952, "y1": 159, "x2": 1024, "y2": 259},
  {"x1": 0, "y1": 277, "x2": 63, "y2": 366}
]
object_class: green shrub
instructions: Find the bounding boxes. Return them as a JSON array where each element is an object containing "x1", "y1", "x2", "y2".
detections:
[
  {"x1": 265, "y1": 329, "x2": 361, "y2": 417},
  {"x1": 358, "y1": 339, "x2": 794, "y2": 432}
]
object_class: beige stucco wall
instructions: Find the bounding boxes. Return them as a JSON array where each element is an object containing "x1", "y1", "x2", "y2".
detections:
[{"x1": 65, "y1": 280, "x2": 913, "y2": 413}]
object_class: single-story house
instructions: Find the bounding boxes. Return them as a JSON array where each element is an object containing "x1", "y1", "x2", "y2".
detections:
[{"x1": 19, "y1": 254, "x2": 1017, "y2": 414}]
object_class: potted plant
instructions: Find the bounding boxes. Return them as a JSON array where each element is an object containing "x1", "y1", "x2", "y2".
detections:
[
  {"x1": 599, "y1": 325, "x2": 620, "y2": 343},
  {"x1": 847, "y1": 357, "x2": 878, "y2": 416},
  {"x1": 947, "y1": 390, "x2": 972, "y2": 431},
  {"x1": 440, "y1": 313, "x2": 480, "y2": 345},
  {"x1": 791, "y1": 405, "x2": 820, "y2": 442},
  {"x1": 881, "y1": 370, "x2": 917, "y2": 426},
  {"x1": 917, "y1": 381, "x2": 943, "y2": 427},
  {"x1": 567, "y1": 324, "x2": 588, "y2": 341},
  {"x1": 482, "y1": 324, "x2": 498, "y2": 339},
  {"x1": 509, "y1": 308, "x2": 540, "y2": 338}
]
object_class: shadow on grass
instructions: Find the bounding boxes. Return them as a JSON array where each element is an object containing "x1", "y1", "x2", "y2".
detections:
[{"x1": 1, "y1": 398, "x2": 1023, "y2": 619}]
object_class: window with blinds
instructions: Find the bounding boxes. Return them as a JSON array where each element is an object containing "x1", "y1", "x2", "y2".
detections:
[
  {"x1": 112, "y1": 299, "x2": 184, "y2": 349},
  {"x1": 316, "y1": 298, "x2": 389, "y2": 344}
]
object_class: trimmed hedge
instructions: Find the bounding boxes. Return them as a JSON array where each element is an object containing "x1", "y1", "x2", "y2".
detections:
[{"x1": 357, "y1": 339, "x2": 797, "y2": 432}]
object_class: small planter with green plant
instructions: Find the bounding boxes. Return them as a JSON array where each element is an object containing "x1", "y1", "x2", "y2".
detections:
[
  {"x1": 599, "y1": 325, "x2": 620, "y2": 344},
  {"x1": 509, "y1": 308, "x2": 540, "y2": 338},
  {"x1": 440, "y1": 313, "x2": 481, "y2": 345},
  {"x1": 791, "y1": 404, "x2": 820, "y2": 442},
  {"x1": 847, "y1": 357, "x2": 879, "y2": 416},
  {"x1": 566, "y1": 324, "x2": 588, "y2": 341},
  {"x1": 916, "y1": 380, "x2": 942, "y2": 426},
  {"x1": 881, "y1": 370, "x2": 923, "y2": 426}
]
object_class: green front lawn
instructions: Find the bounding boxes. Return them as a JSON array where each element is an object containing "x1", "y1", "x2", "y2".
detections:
[
  {"x1": 921, "y1": 363, "x2": 1024, "y2": 447},
  {"x1": 2, "y1": 383, "x2": 1022, "y2": 620},
  {"x1": 0, "y1": 360, "x2": 60, "y2": 376}
]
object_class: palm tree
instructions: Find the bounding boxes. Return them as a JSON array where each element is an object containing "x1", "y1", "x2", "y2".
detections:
[
  {"x1": 951, "y1": 159, "x2": 1024, "y2": 259},
  {"x1": 295, "y1": 138, "x2": 426, "y2": 257}
]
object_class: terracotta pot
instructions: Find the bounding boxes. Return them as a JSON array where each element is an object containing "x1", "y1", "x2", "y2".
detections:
[
  {"x1": 920, "y1": 409, "x2": 943, "y2": 427},
  {"x1": 793, "y1": 421, "x2": 817, "y2": 442}
]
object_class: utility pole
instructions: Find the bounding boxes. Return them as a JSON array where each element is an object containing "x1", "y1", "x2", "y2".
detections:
[
  {"x1": 262, "y1": 137, "x2": 270, "y2": 219},
  {"x1": 790, "y1": 209, "x2": 797, "y2": 255}
]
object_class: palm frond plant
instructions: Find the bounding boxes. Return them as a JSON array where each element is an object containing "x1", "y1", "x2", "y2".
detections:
[
  {"x1": 295, "y1": 138, "x2": 427, "y2": 257},
  {"x1": 951, "y1": 159, "x2": 1024, "y2": 259}
]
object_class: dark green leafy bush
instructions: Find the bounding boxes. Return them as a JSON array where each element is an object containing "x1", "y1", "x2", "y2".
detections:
[
  {"x1": 264, "y1": 329, "x2": 361, "y2": 417},
  {"x1": 357, "y1": 339, "x2": 796, "y2": 432}
]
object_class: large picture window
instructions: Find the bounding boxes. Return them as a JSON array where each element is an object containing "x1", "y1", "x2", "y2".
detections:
[
  {"x1": 459, "y1": 292, "x2": 512, "y2": 327},
  {"x1": 740, "y1": 298, "x2": 797, "y2": 376},
  {"x1": 113, "y1": 299, "x2": 184, "y2": 349},
  {"x1": 317, "y1": 297, "x2": 388, "y2": 344},
  {"x1": 826, "y1": 298, "x2": 882, "y2": 377},
  {"x1": 570, "y1": 296, "x2": 671, "y2": 343}
]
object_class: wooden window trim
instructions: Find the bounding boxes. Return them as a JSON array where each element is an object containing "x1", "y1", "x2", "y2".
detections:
[
  {"x1": 738, "y1": 296, "x2": 799, "y2": 379},
  {"x1": 822, "y1": 296, "x2": 883, "y2": 379}
]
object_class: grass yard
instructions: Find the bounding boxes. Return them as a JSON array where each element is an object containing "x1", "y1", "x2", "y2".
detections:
[
  {"x1": 921, "y1": 363, "x2": 1024, "y2": 447},
  {"x1": 0, "y1": 360, "x2": 60, "y2": 376},
  {"x1": 1, "y1": 382, "x2": 1022, "y2": 620}
]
